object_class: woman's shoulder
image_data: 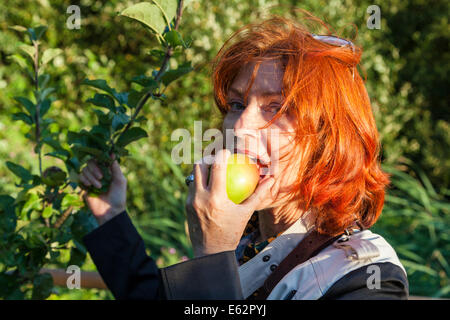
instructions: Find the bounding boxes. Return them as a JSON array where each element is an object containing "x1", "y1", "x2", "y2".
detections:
[
  {"x1": 313, "y1": 229, "x2": 408, "y2": 298},
  {"x1": 269, "y1": 229, "x2": 409, "y2": 300}
]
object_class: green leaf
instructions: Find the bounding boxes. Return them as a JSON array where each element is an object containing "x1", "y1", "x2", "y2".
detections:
[
  {"x1": 127, "y1": 89, "x2": 146, "y2": 109},
  {"x1": 41, "y1": 48, "x2": 63, "y2": 65},
  {"x1": 0, "y1": 195, "x2": 15, "y2": 210},
  {"x1": 32, "y1": 273, "x2": 53, "y2": 300},
  {"x1": 19, "y1": 43, "x2": 35, "y2": 60},
  {"x1": 135, "y1": 115, "x2": 148, "y2": 124},
  {"x1": 31, "y1": 26, "x2": 48, "y2": 41},
  {"x1": 71, "y1": 209, "x2": 97, "y2": 238},
  {"x1": 42, "y1": 206, "x2": 53, "y2": 219},
  {"x1": 91, "y1": 125, "x2": 111, "y2": 140},
  {"x1": 86, "y1": 93, "x2": 116, "y2": 112},
  {"x1": 82, "y1": 78, "x2": 117, "y2": 98},
  {"x1": 9, "y1": 25, "x2": 28, "y2": 33},
  {"x1": 45, "y1": 150, "x2": 69, "y2": 161},
  {"x1": 116, "y1": 127, "x2": 148, "y2": 148},
  {"x1": 69, "y1": 246, "x2": 86, "y2": 267},
  {"x1": 147, "y1": 48, "x2": 166, "y2": 63},
  {"x1": 42, "y1": 136, "x2": 65, "y2": 152},
  {"x1": 62, "y1": 193, "x2": 84, "y2": 209},
  {"x1": 152, "y1": 0, "x2": 178, "y2": 27},
  {"x1": 112, "y1": 113, "x2": 130, "y2": 131},
  {"x1": 37, "y1": 88, "x2": 55, "y2": 102},
  {"x1": 14, "y1": 189, "x2": 29, "y2": 205},
  {"x1": 161, "y1": 62, "x2": 193, "y2": 86},
  {"x1": 67, "y1": 130, "x2": 87, "y2": 146},
  {"x1": 26, "y1": 26, "x2": 48, "y2": 42},
  {"x1": 8, "y1": 54, "x2": 29, "y2": 69},
  {"x1": 120, "y1": 2, "x2": 169, "y2": 35},
  {"x1": 92, "y1": 108, "x2": 114, "y2": 126},
  {"x1": 12, "y1": 112, "x2": 33, "y2": 125},
  {"x1": 164, "y1": 29, "x2": 184, "y2": 47},
  {"x1": 0, "y1": 195, "x2": 17, "y2": 234},
  {"x1": 72, "y1": 145, "x2": 103, "y2": 157},
  {"x1": 38, "y1": 74, "x2": 51, "y2": 89},
  {"x1": 114, "y1": 92, "x2": 128, "y2": 106},
  {"x1": 68, "y1": 129, "x2": 109, "y2": 151},
  {"x1": 6, "y1": 161, "x2": 33, "y2": 182},
  {"x1": 401, "y1": 259, "x2": 438, "y2": 276},
  {"x1": 22, "y1": 193, "x2": 42, "y2": 213},
  {"x1": 82, "y1": 79, "x2": 127, "y2": 105},
  {"x1": 14, "y1": 96, "x2": 35, "y2": 117},
  {"x1": 40, "y1": 99, "x2": 51, "y2": 117},
  {"x1": 131, "y1": 75, "x2": 158, "y2": 88}
]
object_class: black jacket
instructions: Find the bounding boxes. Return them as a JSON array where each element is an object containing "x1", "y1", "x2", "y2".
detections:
[{"x1": 83, "y1": 211, "x2": 408, "y2": 300}]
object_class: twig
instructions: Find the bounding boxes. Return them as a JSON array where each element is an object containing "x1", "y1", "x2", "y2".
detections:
[
  {"x1": 53, "y1": 205, "x2": 73, "y2": 229},
  {"x1": 33, "y1": 40, "x2": 43, "y2": 176},
  {"x1": 114, "y1": 0, "x2": 184, "y2": 146}
]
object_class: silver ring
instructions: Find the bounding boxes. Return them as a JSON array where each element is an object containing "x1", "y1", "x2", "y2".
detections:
[{"x1": 185, "y1": 174, "x2": 194, "y2": 186}]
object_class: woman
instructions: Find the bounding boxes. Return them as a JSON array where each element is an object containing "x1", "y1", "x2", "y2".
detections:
[{"x1": 81, "y1": 15, "x2": 408, "y2": 299}]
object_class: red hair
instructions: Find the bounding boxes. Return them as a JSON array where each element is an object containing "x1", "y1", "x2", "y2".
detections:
[{"x1": 211, "y1": 13, "x2": 391, "y2": 236}]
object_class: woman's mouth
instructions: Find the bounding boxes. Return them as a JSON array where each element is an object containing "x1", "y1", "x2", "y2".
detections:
[{"x1": 234, "y1": 148, "x2": 271, "y2": 179}]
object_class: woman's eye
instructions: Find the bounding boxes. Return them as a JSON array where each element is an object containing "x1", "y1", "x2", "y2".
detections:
[
  {"x1": 262, "y1": 104, "x2": 282, "y2": 114},
  {"x1": 228, "y1": 102, "x2": 246, "y2": 111}
]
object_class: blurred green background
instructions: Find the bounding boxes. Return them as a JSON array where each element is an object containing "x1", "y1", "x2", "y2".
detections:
[{"x1": 0, "y1": 0, "x2": 448, "y2": 299}]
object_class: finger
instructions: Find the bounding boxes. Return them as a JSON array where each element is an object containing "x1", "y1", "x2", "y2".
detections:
[
  {"x1": 265, "y1": 158, "x2": 281, "y2": 198},
  {"x1": 79, "y1": 174, "x2": 91, "y2": 187},
  {"x1": 241, "y1": 176, "x2": 275, "y2": 211},
  {"x1": 194, "y1": 163, "x2": 208, "y2": 190},
  {"x1": 264, "y1": 154, "x2": 280, "y2": 178},
  {"x1": 80, "y1": 189, "x2": 88, "y2": 201},
  {"x1": 111, "y1": 160, "x2": 126, "y2": 185},
  {"x1": 209, "y1": 149, "x2": 231, "y2": 194},
  {"x1": 83, "y1": 168, "x2": 102, "y2": 189},
  {"x1": 270, "y1": 176, "x2": 282, "y2": 199},
  {"x1": 87, "y1": 160, "x2": 103, "y2": 179}
]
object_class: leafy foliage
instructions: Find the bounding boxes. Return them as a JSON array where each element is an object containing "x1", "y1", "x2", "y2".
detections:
[
  {"x1": 374, "y1": 161, "x2": 450, "y2": 297},
  {"x1": 0, "y1": 1, "x2": 192, "y2": 299},
  {"x1": 0, "y1": 0, "x2": 448, "y2": 299},
  {"x1": 0, "y1": 25, "x2": 96, "y2": 299}
]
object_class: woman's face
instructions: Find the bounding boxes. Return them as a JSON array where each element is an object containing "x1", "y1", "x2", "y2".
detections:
[{"x1": 222, "y1": 59, "x2": 298, "y2": 208}]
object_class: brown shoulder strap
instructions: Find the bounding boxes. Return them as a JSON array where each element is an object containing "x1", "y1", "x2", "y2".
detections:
[{"x1": 255, "y1": 229, "x2": 345, "y2": 300}]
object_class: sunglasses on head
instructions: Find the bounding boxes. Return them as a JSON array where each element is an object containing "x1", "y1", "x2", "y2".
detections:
[
  {"x1": 311, "y1": 34, "x2": 355, "y2": 51},
  {"x1": 311, "y1": 34, "x2": 357, "y2": 79}
]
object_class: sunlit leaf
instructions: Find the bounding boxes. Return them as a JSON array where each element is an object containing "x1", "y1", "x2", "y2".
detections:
[
  {"x1": 19, "y1": 43, "x2": 35, "y2": 60},
  {"x1": 41, "y1": 48, "x2": 63, "y2": 65},
  {"x1": 120, "y1": 2, "x2": 169, "y2": 35}
]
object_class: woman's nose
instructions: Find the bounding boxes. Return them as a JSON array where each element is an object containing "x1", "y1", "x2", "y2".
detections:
[{"x1": 233, "y1": 101, "x2": 261, "y2": 132}]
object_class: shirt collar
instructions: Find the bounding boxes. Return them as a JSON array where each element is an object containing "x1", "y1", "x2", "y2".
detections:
[{"x1": 238, "y1": 210, "x2": 315, "y2": 298}]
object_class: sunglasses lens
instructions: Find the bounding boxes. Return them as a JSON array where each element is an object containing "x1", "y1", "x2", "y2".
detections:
[{"x1": 311, "y1": 34, "x2": 354, "y2": 48}]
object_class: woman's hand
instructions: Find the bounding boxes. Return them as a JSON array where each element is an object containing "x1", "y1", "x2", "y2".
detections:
[
  {"x1": 185, "y1": 149, "x2": 276, "y2": 257},
  {"x1": 79, "y1": 155, "x2": 127, "y2": 226}
]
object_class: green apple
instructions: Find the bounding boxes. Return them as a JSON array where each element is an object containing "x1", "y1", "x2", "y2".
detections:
[
  {"x1": 42, "y1": 166, "x2": 67, "y2": 187},
  {"x1": 226, "y1": 153, "x2": 260, "y2": 204}
]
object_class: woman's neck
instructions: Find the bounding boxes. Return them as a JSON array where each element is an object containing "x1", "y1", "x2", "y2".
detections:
[{"x1": 256, "y1": 205, "x2": 305, "y2": 242}]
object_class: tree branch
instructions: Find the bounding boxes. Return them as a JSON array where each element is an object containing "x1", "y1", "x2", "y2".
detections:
[
  {"x1": 33, "y1": 40, "x2": 43, "y2": 176},
  {"x1": 114, "y1": 0, "x2": 184, "y2": 148},
  {"x1": 53, "y1": 206, "x2": 73, "y2": 229}
]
